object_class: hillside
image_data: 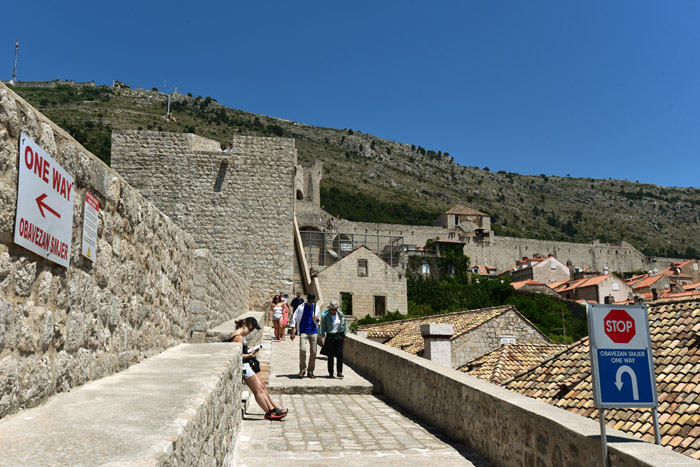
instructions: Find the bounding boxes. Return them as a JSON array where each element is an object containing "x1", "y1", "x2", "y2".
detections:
[{"x1": 9, "y1": 83, "x2": 700, "y2": 259}]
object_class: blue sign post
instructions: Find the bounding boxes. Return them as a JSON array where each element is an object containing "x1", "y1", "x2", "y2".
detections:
[{"x1": 587, "y1": 304, "x2": 659, "y2": 466}]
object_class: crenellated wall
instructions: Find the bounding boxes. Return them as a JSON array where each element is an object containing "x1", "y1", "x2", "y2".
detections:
[
  {"x1": 112, "y1": 132, "x2": 297, "y2": 311},
  {"x1": 0, "y1": 83, "x2": 248, "y2": 419}
]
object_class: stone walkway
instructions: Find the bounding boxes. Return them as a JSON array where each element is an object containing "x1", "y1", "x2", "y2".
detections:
[{"x1": 233, "y1": 328, "x2": 491, "y2": 466}]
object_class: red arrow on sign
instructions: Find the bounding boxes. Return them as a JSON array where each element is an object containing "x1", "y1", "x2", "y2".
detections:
[{"x1": 36, "y1": 193, "x2": 61, "y2": 219}]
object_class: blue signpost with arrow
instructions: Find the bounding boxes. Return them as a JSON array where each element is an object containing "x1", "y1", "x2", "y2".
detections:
[{"x1": 587, "y1": 304, "x2": 659, "y2": 466}]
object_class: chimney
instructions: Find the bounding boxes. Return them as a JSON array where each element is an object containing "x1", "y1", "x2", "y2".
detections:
[
  {"x1": 420, "y1": 324, "x2": 454, "y2": 368},
  {"x1": 652, "y1": 289, "x2": 658, "y2": 300}
]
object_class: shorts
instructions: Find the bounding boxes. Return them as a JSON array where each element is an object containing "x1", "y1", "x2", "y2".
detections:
[
  {"x1": 272, "y1": 312, "x2": 283, "y2": 321},
  {"x1": 242, "y1": 362, "x2": 254, "y2": 379}
]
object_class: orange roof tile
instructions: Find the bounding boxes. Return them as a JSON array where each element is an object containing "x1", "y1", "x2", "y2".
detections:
[
  {"x1": 627, "y1": 274, "x2": 667, "y2": 290},
  {"x1": 459, "y1": 344, "x2": 566, "y2": 385},
  {"x1": 504, "y1": 297, "x2": 700, "y2": 460},
  {"x1": 511, "y1": 280, "x2": 547, "y2": 290},
  {"x1": 557, "y1": 274, "x2": 613, "y2": 293}
]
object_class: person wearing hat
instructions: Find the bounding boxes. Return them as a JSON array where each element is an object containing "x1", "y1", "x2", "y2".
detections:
[
  {"x1": 229, "y1": 317, "x2": 288, "y2": 420},
  {"x1": 290, "y1": 292, "x2": 320, "y2": 378},
  {"x1": 319, "y1": 300, "x2": 347, "y2": 379}
]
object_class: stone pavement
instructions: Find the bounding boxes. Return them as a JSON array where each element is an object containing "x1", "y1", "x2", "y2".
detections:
[{"x1": 234, "y1": 327, "x2": 491, "y2": 466}]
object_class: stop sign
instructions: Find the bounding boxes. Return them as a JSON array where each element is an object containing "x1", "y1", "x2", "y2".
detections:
[{"x1": 604, "y1": 309, "x2": 636, "y2": 343}]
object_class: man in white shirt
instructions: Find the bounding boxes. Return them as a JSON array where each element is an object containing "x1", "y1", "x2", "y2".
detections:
[{"x1": 290, "y1": 292, "x2": 320, "y2": 378}]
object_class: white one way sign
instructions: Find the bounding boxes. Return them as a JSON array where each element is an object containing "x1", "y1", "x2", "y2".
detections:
[{"x1": 14, "y1": 133, "x2": 74, "y2": 267}]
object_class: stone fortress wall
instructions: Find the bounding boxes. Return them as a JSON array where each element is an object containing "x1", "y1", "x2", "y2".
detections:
[
  {"x1": 0, "y1": 83, "x2": 248, "y2": 419},
  {"x1": 112, "y1": 132, "x2": 297, "y2": 311}
]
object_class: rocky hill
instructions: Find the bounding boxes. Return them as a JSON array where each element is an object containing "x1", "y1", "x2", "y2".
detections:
[{"x1": 10, "y1": 83, "x2": 700, "y2": 259}]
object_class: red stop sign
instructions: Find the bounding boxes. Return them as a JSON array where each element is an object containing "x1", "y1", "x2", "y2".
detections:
[{"x1": 604, "y1": 309, "x2": 636, "y2": 343}]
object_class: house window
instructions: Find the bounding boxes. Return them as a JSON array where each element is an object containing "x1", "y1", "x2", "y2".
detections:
[
  {"x1": 374, "y1": 296, "x2": 386, "y2": 317},
  {"x1": 500, "y1": 336, "x2": 516, "y2": 345},
  {"x1": 421, "y1": 263, "x2": 430, "y2": 275},
  {"x1": 550, "y1": 261, "x2": 557, "y2": 270},
  {"x1": 455, "y1": 215, "x2": 459, "y2": 225},
  {"x1": 447, "y1": 264, "x2": 455, "y2": 276},
  {"x1": 694, "y1": 263, "x2": 698, "y2": 271},
  {"x1": 340, "y1": 292, "x2": 353, "y2": 315},
  {"x1": 358, "y1": 259, "x2": 368, "y2": 276},
  {"x1": 612, "y1": 282, "x2": 619, "y2": 291}
]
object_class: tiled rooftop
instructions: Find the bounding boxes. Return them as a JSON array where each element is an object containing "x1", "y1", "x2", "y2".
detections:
[
  {"x1": 504, "y1": 297, "x2": 700, "y2": 460},
  {"x1": 359, "y1": 305, "x2": 521, "y2": 355},
  {"x1": 445, "y1": 205, "x2": 488, "y2": 216},
  {"x1": 459, "y1": 343, "x2": 566, "y2": 385},
  {"x1": 555, "y1": 274, "x2": 613, "y2": 293}
]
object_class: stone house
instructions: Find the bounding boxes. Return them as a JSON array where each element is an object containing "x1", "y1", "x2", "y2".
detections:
[
  {"x1": 554, "y1": 273, "x2": 632, "y2": 304},
  {"x1": 625, "y1": 273, "x2": 676, "y2": 301},
  {"x1": 458, "y1": 343, "x2": 566, "y2": 385},
  {"x1": 501, "y1": 256, "x2": 570, "y2": 285},
  {"x1": 359, "y1": 305, "x2": 552, "y2": 369},
  {"x1": 316, "y1": 246, "x2": 407, "y2": 317}
]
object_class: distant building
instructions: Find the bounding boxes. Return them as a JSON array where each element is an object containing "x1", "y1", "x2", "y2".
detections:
[
  {"x1": 359, "y1": 305, "x2": 551, "y2": 369},
  {"x1": 553, "y1": 273, "x2": 632, "y2": 304},
  {"x1": 500, "y1": 256, "x2": 570, "y2": 285}
]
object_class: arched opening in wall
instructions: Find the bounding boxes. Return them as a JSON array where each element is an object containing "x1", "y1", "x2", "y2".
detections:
[
  {"x1": 333, "y1": 234, "x2": 353, "y2": 259},
  {"x1": 296, "y1": 190, "x2": 304, "y2": 200}
]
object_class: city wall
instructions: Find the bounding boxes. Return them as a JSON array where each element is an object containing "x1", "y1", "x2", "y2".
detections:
[
  {"x1": 295, "y1": 211, "x2": 674, "y2": 276},
  {"x1": 345, "y1": 333, "x2": 699, "y2": 467},
  {"x1": 0, "y1": 83, "x2": 248, "y2": 419},
  {"x1": 112, "y1": 132, "x2": 296, "y2": 311}
]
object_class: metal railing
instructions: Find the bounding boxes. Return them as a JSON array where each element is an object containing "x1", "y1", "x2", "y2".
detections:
[{"x1": 299, "y1": 231, "x2": 404, "y2": 269}]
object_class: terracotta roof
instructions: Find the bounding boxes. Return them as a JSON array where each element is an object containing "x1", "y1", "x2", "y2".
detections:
[
  {"x1": 626, "y1": 274, "x2": 666, "y2": 290},
  {"x1": 444, "y1": 205, "x2": 488, "y2": 216},
  {"x1": 556, "y1": 274, "x2": 613, "y2": 293},
  {"x1": 504, "y1": 297, "x2": 700, "y2": 460},
  {"x1": 684, "y1": 282, "x2": 700, "y2": 292},
  {"x1": 472, "y1": 265, "x2": 497, "y2": 276},
  {"x1": 459, "y1": 344, "x2": 566, "y2": 385},
  {"x1": 511, "y1": 280, "x2": 547, "y2": 290},
  {"x1": 359, "y1": 305, "x2": 540, "y2": 355}
]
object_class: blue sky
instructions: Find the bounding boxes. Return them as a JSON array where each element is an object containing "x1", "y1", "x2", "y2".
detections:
[{"x1": 4, "y1": 1, "x2": 700, "y2": 188}]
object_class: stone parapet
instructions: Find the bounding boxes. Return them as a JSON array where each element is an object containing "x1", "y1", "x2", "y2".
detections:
[
  {"x1": 0, "y1": 83, "x2": 247, "y2": 419},
  {"x1": 344, "y1": 333, "x2": 700, "y2": 467},
  {"x1": 0, "y1": 343, "x2": 242, "y2": 465}
]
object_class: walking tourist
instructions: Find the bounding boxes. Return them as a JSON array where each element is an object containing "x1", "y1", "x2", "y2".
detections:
[
  {"x1": 290, "y1": 291, "x2": 304, "y2": 313},
  {"x1": 319, "y1": 300, "x2": 347, "y2": 379},
  {"x1": 270, "y1": 295, "x2": 285, "y2": 342},
  {"x1": 290, "y1": 292, "x2": 320, "y2": 378},
  {"x1": 229, "y1": 317, "x2": 288, "y2": 421}
]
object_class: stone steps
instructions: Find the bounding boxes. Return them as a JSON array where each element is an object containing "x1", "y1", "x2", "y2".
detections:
[{"x1": 0, "y1": 343, "x2": 242, "y2": 466}]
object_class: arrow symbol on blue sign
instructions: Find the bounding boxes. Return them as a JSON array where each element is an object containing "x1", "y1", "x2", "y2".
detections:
[{"x1": 615, "y1": 365, "x2": 639, "y2": 400}]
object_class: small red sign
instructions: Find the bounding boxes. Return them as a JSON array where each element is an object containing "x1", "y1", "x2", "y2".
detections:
[{"x1": 604, "y1": 309, "x2": 636, "y2": 343}]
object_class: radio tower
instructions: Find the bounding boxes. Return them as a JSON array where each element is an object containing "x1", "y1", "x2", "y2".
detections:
[{"x1": 11, "y1": 40, "x2": 18, "y2": 84}]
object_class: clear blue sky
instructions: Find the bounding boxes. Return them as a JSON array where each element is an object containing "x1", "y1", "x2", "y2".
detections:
[{"x1": 4, "y1": 1, "x2": 700, "y2": 188}]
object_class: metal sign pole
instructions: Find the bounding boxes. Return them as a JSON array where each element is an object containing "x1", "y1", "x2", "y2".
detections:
[
  {"x1": 652, "y1": 407, "x2": 661, "y2": 445},
  {"x1": 599, "y1": 408, "x2": 609, "y2": 467}
]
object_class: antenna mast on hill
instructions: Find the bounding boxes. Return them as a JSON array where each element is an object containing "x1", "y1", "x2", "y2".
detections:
[{"x1": 11, "y1": 40, "x2": 19, "y2": 83}]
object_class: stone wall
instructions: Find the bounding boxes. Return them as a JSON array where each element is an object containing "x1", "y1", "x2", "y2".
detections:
[
  {"x1": 345, "y1": 333, "x2": 699, "y2": 467},
  {"x1": 317, "y1": 246, "x2": 407, "y2": 317},
  {"x1": 112, "y1": 132, "x2": 297, "y2": 312},
  {"x1": 451, "y1": 309, "x2": 551, "y2": 368},
  {"x1": 0, "y1": 83, "x2": 248, "y2": 419}
]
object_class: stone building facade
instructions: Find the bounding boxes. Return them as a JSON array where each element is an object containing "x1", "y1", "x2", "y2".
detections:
[
  {"x1": 112, "y1": 132, "x2": 296, "y2": 311},
  {"x1": 450, "y1": 308, "x2": 551, "y2": 368},
  {"x1": 316, "y1": 246, "x2": 407, "y2": 317},
  {"x1": 507, "y1": 256, "x2": 571, "y2": 284},
  {"x1": 0, "y1": 84, "x2": 248, "y2": 419}
]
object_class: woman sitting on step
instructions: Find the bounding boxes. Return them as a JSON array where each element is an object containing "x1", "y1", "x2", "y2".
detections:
[{"x1": 230, "y1": 317, "x2": 288, "y2": 421}]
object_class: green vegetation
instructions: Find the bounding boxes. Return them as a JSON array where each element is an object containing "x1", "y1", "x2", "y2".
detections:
[
  {"x1": 320, "y1": 185, "x2": 443, "y2": 225},
  {"x1": 352, "y1": 249, "x2": 587, "y2": 343}
]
